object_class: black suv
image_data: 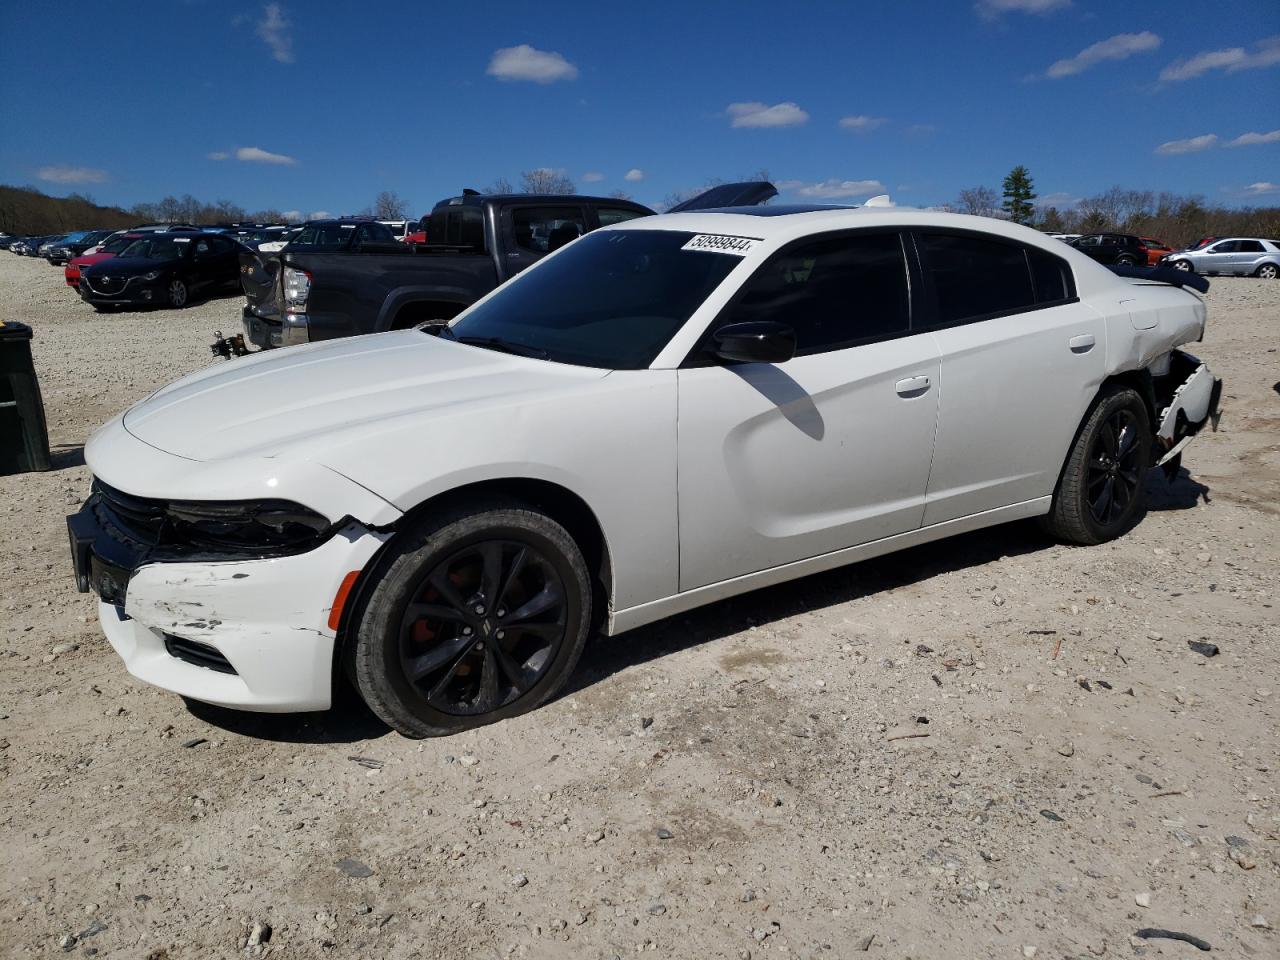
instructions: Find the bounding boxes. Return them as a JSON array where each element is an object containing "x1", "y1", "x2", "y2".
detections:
[{"x1": 1070, "y1": 233, "x2": 1146, "y2": 267}]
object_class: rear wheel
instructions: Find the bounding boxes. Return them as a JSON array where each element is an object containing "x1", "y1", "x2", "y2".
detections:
[
  {"x1": 1256, "y1": 263, "x2": 1279, "y2": 279},
  {"x1": 1042, "y1": 386, "x2": 1152, "y2": 545},
  {"x1": 351, "y1": 501, "x2": 592, "y2": 737},
  {"x1": 1115, "y1": 256, "x2": 1137, "y2": 267}
]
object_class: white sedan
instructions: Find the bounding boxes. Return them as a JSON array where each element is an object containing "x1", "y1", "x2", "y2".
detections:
[{"x1": 68, "y1": 206, "x2": 1222, "y2": 737}]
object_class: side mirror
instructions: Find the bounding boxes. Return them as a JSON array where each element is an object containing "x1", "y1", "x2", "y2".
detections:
[{"x1": 711, "y1": 321, "x2": 796, "y2": 364}]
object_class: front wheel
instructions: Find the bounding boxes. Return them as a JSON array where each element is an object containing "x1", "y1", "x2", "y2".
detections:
[
  {"x1": 167, "y1": 278, "x2": 188, "y2": 308},
  {"x1": 1256, "y1": 263, "x2": 1279, "y2": 280},
  {"x1": 351, "y1": 501, "x2": 592, "y2": 737},
  {"x1": 1170, "y1": 259, "x2": 1193, "y2": 273},
  {"x1": 1042, "y1": 386, "x2": 1153, "y2": 545}
]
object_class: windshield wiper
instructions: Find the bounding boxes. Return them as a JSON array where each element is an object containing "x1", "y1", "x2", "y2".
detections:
[{"x1": 452, "y1": 334, "x2": 549, "y2": 359}]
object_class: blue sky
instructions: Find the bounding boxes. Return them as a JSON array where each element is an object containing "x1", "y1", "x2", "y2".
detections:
[{"x1": 1, "y1": 0, "x2": 1277, "y2": 218}]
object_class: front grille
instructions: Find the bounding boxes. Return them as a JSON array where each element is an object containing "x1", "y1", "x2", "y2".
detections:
[
  {"x1": 85, "y1": 274, "x2": 125, "y2": 294},
  {"x1": 164, "y1": 634, "x2": 237, "y2": 674},
  {"x1": 94, "y1": 480, "x2": 166, "y2": 545}
]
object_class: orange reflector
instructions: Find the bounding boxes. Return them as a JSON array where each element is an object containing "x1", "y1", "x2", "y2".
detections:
[{"x1": 328, "y1": 571, "x2": 362, "y2": 632}]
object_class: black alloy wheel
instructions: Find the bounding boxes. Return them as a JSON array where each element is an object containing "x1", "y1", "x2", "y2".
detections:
[
  {"x1": 351, "y1": 501, "x2": 592, "y2": 737},
  {"x1": 399, "y1": 540, "x2": 567, "y2": 716},
  {"x1": 1042, "y1": 385, "x2": 1153, "y2": 545},
  {"x1": 1085, "y1": 408, "x2": 1143, "y2": 526}
]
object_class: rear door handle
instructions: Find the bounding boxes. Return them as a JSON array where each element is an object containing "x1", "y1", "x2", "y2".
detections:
[
  {"x1": 895, "y1": 375, "x2": 931, "y2": 397},
  {"x1": 1069, "y1": 334, "x2": 1096, "y2": 353}
]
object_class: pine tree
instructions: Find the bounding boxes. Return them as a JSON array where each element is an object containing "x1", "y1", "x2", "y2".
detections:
[{"x1": 1001, "y1": 165, "x2": 1037, "y2": 225}]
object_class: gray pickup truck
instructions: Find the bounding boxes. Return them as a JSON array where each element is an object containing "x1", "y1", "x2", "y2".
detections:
[{"x1": 239, "y1": 182, "x2": 776, "y2": 349}]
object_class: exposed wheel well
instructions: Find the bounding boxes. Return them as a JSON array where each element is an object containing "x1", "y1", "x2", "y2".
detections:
[
  {"x1": 1099, "y1": 370, "x2": 1158, "y2": 427},
  {"x1": 336, "y1": 479, "x2": 613, "y2": 661},
  {"x1": 388, "y1": 300, "x2": 467, "y2": 330}
]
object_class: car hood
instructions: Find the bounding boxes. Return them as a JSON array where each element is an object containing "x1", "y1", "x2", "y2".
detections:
[
  {"x1": 83, "y1": 256, "x2": 181, "y2": 276},
  {"x1": 122, "y1": 330, "x2": 609, "y2": 462}
]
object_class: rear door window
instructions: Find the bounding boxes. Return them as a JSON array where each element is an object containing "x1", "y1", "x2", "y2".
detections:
[
  {"x1": 1238, "y1": 240, "x2": 1265, "y2": 253},
  {"x1": 917, "y1": 233, "x2": 1036, "y2": 324},
  {"x1": 596, "y1": 206, "x2": 647, "y2": 228}
]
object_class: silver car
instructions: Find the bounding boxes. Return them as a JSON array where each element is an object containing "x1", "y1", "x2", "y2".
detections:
[{"x1": 1166, "y1": 237, "x2": 1280, "y2": 278}]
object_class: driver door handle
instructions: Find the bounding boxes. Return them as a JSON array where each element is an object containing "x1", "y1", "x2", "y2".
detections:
[{"x1": 895, "y1": 375, "x2": 931, "y2": 398}]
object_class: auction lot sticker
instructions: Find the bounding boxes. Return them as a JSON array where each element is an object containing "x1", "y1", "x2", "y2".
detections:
[{"x1": 681, "y1": 234, "x2": 761, "y2": 256}]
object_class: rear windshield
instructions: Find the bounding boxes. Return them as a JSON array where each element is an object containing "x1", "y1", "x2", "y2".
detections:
[
  {"x1": 286, "y1": 223, "x2": 357, "y2": 250},
  {"x1": 119, "y1": 236, "x2": 190, "y2": 261},
  {"x1": 446, "y1": 230, "x2": 742, "y2": 369}
]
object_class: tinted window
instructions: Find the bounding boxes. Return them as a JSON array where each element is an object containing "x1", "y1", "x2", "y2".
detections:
[
  {"x1": 1028, "y1": 247, "x2": 1072, "y2": 304},
  {"x1": 919, "y1": 233, "x2": 1035, "y2": 324},
  {"x1": 512, "y1": 207, "x2": 586, "y2": 253},
  {"x1": 288, "y1": 223, "x2": 357, "y2": 250},
  {"x1": 1208, "y1": 240, "x2": 1237, "y2": 253},
  {"x1": 721, "y1": 232, "x2": 909, "y2": 355},
  {"x1": 597, "y1": 206, "x2": 646, "y2": 228},
  {"x1": 428, "y1": 206, "x2": 485, "y2": 249},
  {"x1": 120, "y1": 236, "x2": 190, "y2": 261},
  {"x1": 1238, "y1": 240, "x2": 1264, "y2": 253},
  {"x1": 448, "y1": 230, "x2": 740, "y2": 369}
]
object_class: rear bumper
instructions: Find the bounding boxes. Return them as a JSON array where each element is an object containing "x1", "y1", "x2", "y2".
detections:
[{"x1": 1155, "y1": 350, "x2": 1221, "y2": 465}]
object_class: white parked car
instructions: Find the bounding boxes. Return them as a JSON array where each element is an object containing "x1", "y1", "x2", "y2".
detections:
[
  {"x1": 1166, "y1": 237, "x2": 1280, "y2": 278},
  {"x1": 68, "y1": 206, "x2": 1222, "y2": 737}
]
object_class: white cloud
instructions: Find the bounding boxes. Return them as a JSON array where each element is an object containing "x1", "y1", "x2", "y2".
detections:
[
  {"x1": 624, "y1": 168, "x2": 645, "y2": 182},
  {"x1": 207, "y1": 151, "x2": 230, "y2": 161},
  {"x1": 1243, "y1": 181, "x2": 1280, "y2": 196},
  {"x1": 281, "y1": 210, "x2": 302, "y2": 221},
  {"x1": 1047, "y1": 31, "x2": 1161, "y2": 78},
  {"x1": 778, "y1": 178, "x2": 886, "y2": 199},
  {"x1": 256, "y1": 3, "x2": 294, "y2": 64},
  {"x1": 1154, "y1": 134, "x2": 1218, "y2": 156},
  {"x1": 977, "y1": 0, "x2": 1070, "y2": 17},
  {"x1": 36, "y1": 165, "x2": 108, "y2": 184},
  {"x1": 726, "y1": 101, "x2": 809, "y2": 129},
  {"x1": 838, "y1": 114, "x2": 887, "y2": 132},
  {"x1": 580, "y1": 171, "x2": 605, "y2": 182},
  {"x1": 235, "y1": 146, "x2": 297, "y2": 165},
  {"x1": 486, "y1": 44, "x2": 578, "y2": 83},
  {"x1": 1159, "y1": 36, "x2": 1280, "y2": 82},
  {"x1": 309, "y1": 210, "x2": 331, "y2": 220},
  {"x1": 1225, "y1": 129, "x2": 1280, "y2": 148},
  {"x1": 1036, "y1": 191, "x2": 1082, "y2": 209}
]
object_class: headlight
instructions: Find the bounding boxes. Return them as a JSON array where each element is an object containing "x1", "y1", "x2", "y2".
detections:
[
  {"x1": 164, "y1": 500, "x2": 334, "y2": 553},
  {"x1": 142, "y1": 270, "x2": 161, "y2": 281}
]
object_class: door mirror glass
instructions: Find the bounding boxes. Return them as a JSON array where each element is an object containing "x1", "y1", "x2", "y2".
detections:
[{"x1": 711, "y1": 321, "x2": 796, "y2": 364}]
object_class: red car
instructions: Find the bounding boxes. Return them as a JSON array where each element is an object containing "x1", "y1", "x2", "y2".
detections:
[
  {"x1": 65, "y1": 232, "x2": 142, "y2": 288},
  {"x1": 1140, "y1": 237, "x2": 1173, "y2": 266}
]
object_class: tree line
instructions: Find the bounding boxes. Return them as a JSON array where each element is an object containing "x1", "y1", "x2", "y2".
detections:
[{"x1": 950, "y1": 167, "x2": 1279, "y2": 250}]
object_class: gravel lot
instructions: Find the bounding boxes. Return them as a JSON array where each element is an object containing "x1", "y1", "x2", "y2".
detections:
[{"x1": 1, "y1": 252, "x2": 1276, "y2": 959}]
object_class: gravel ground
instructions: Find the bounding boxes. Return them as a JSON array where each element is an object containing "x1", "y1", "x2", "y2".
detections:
[{"x1": 0, "y1": 252, "x2": 1276, "y2": 959}]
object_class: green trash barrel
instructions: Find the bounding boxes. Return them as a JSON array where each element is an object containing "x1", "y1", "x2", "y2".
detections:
[{"x1": 0, "y1": 321, "x2": 52, "y2": 474}]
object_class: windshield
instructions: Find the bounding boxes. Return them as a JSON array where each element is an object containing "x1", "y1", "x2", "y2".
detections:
[
  {"x1": 446, "y1": 230, "x2": 743, "y2": 369},
  {"x1": 286, "y1": 223, "x2": 356, "y2": 250},
  {"x1": 119, "y1": 236, "x2": 190, "y2": 261},
  {"x1": 101, "y1": 235, "x2": 140, "y2": 254}
]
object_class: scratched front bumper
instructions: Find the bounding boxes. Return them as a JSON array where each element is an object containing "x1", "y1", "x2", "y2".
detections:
[{"x1": 94, "y1": 526, "x2": 388, "y2": 712}]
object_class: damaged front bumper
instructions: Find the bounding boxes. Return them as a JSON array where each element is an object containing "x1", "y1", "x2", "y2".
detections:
[
  {"x1": 68, "y1": 492, "x2": 390, "y2": 712},
  {"x1": 1153, "y1": 349, "x2": 1222, "y2": 467}
]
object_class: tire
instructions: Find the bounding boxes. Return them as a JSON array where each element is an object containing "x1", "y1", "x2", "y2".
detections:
[
  {"x1": 1115, "y1": 256, "x2": 1137, "y2": 267},
  {"x1": 351, "y1": 500, "x2": 592, "y2": 737},
  {"x1": 167, "y1": 278, "x2": 188, "y2": 308},
  {"x1": 1170, "y1": 259, "x2": 1193, "y2": 273},
  {"x1": 1256, "y1": 263, "x2": 1279, "y2": 280},
  {"x1": 1041, "y1": 385, "x2": 1153, "y2": 546}
]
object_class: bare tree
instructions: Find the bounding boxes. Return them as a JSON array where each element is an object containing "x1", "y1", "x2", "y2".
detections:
[
  {"x1": 484, "y1": 177, "x2": 514, "y2": 195},
  {"x1": 520, "y1": 168, "x2": 575, "y2": 194},
  {"x1": 373, "y1": 190, "x2": 409, "y2": 219},
  {"x1": 954, "y1": 186, "x2": 1000, "y2": 218},
  {"x1": 607, "y1": 188, "x2": 633, "y2": 200}
]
